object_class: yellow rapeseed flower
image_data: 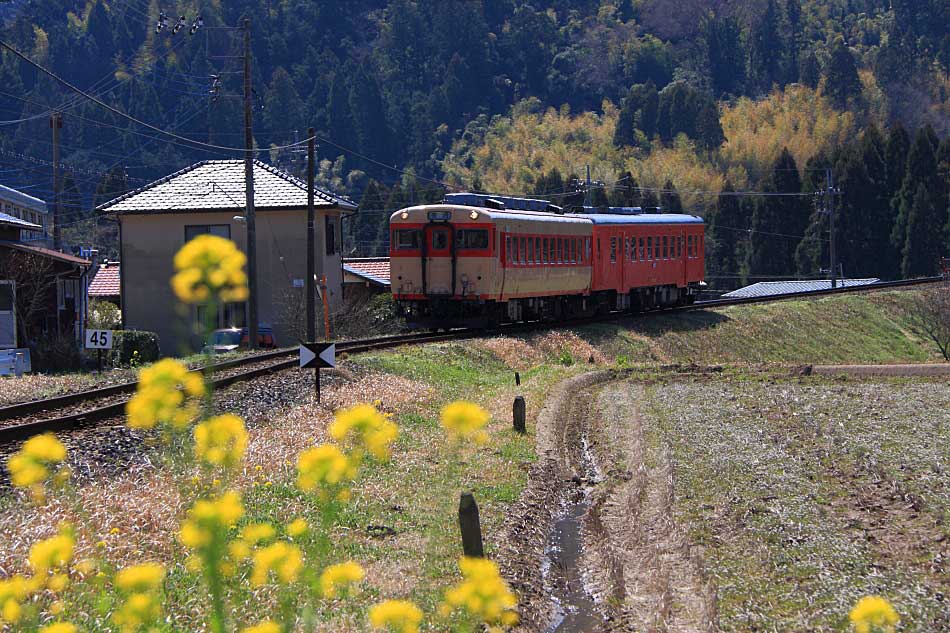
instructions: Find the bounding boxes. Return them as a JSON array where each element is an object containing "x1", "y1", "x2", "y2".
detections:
[
  {"x1": 113, "y1": 591, "x2": 162, "y2": 633},
  {"x1": 115, "y1": 563, "x2": 165, "y2": 592},
  {"x1": 286, "y1": 518, "x2": 308, "y2": 537},
  {"x1": 28, "y1": 524, "x2": 75, "y2": 581},
  {"x1": 178, "y1": 490, "x2": 244, "y2": 550},
  {"x1": 241, "y1": 621, "x2": 281, "y2": 633},
  {"x1": 849, "y1": 595, "x2": 899, "y2": 633},
  {"x1": 193, "y1": 414, "x2": 248, "y2": 468},
  {"x1": 126, "y1": 358, "x2": 204, "y2": 430},
  {"x1": 6, "y1": 432, "x2": 68, "y2": 502},
  {"x1": 250, "y1": 542, "x2": 303, "y2": 586},
  {"x1": 440, "y1": 401, "x2": 490, "y2": 445},
  {"x1": 0, "y1": 575, "x2": 30, "y2": 624},
  {"x1": 38, "y1": 623, "x2": 77, "y2": 633},
  {"x1": 240, "y1": 523, "x2": 276, "y2": 545},
  {"x1": 172, "y1": 234, "x2": 249, "y2": 304},
  {"x1": 442, "y1": 557, "x2": 518, "y2": 630},
  {"x1": 296, "y1": 444, "x2": 357, "y2": 498},
  {"x1": 329, "y1": 404, "x2": 399, "y2": 460},
  {"x1": 319, "y1": 561, "x2": 365, "y2": 598},
  {"x1": 368, "y1": 600, "x2": 423, "y2": 633}
]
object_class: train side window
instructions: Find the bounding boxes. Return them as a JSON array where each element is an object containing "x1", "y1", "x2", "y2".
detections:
[
  {"x1": 585, "y1": 238, "x2": 591, "y2": 262},
  {"x1": 688, "y1": 235, "x2": 694, "y2": 258},
  {"x1": 638, "y1": 237, "x2": 644, "y2": 260},
  {"x1": 631, "y1": 238, "x2": 637, "y2": 262},
  {"x1": 456, "y1": 229, "x2": 489, "y2": 250},
  {"x1": 646, "y1": 236, "x2": 653, "y2": 260},
  {"x1": 393, "y1": 229, "x2": 421, "y2": 250},
  {"x1": 661, "y1": 236, "x2": 667, "y2": 259},
  {"x1": 571, "y1": 238, "x2": 577, "y2": 263},
  {"x1": 677, "y1": 236, "x2": 682, "y2": 259},
  {"x1": 609, "y1": 237, "x2": 617, "y2": 263},
  {"x1": 542, "y1": 238, "x2": 548, "y2": 263},
  {"x1": 558, "y1": 238, "x2": 564, "y2": 263}
]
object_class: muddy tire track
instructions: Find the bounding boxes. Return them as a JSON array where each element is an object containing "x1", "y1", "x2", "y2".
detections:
[{"x1": 499, "y1": 373, "x2": 718, "y2": 632}]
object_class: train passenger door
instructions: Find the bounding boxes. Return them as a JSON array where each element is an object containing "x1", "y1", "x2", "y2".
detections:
[{"x1": 422, "y1": 224, "x2": 454, "y2": 295}]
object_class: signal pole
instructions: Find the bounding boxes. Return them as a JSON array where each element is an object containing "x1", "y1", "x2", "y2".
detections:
[
  {"x1": 243, "y1": 18, "x2": 258, "y2": 349},
  {"x1": 50, "y1": 112, "x2": 62, "y2": 250},
  {"x1": 306, "y1": 127, "x2": 315, "y2": 342}
]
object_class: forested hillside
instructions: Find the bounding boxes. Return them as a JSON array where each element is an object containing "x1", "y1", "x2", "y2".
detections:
[{"x1": 0, "y1": 0, "x2": 946, "y2": 284}]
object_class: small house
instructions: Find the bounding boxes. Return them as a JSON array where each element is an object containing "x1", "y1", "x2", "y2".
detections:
[{"x1": 98, "y1": 160, "x2": 357, "y2": 353}]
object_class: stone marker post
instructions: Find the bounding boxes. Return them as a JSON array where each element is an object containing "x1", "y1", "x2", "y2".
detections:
[{"x1": 458, "y1": 492, "x2": 484, "y2": 557}]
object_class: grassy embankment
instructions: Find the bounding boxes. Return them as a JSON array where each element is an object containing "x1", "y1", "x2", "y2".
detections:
[{"x1": 584, "y1": 289, "x2": 943, "y2": 365}]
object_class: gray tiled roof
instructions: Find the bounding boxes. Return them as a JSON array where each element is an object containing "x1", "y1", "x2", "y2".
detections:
[
  {"x1": 0, "y1": 210, "x2": 41, "y2": 229},
  {"x1": 98, "y1": 160, "x2": 357, "y2": 215},
  {"x1": 0, "y1": 184, "x2": 47, "y2": 213},
  {"x1": 722, "y1": 278, "x2": 880, "y2": 298}
]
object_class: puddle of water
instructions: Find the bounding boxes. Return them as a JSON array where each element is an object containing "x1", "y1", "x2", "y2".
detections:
[{"x1": 544, "y1": 499, "x2": 603, "y2": 632}]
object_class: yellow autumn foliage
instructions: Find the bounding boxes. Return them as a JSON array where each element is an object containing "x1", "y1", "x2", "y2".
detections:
[
  {"x1": 443, "y1": 99, "x2": 625, "y2": 196},
  {"x1": 719, "y1": 85, "x2": 855, "y2": 178}
]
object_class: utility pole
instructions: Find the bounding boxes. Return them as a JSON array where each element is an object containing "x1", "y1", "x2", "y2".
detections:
[
  {"x1": 306, "y1": 127, "x2": 316, "y2": 342},
  {"x1": 243, "y1": 18, "x2": 258, "y2": 349},
  {"x1": 50, "y1": 112, "x2": 62, "y2": 250},
  {"x1": 584, "y1": 164, "x2": 591, "y2": 207},
  {"x1": 825, "y1": 168, "x2": 838, "y2": 289}
]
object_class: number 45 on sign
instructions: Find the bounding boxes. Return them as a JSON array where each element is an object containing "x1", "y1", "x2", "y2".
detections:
[{"x1": 85, "y1": 329, "x2": 113, "y2": 373}]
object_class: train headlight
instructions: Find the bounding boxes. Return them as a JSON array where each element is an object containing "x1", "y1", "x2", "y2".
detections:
[
  {"x1": 469, "y1": 211, "x2": 479, "y2": 220},
  {"x1": 400, "y1": 211, "x2": 409, "y2": 220}
]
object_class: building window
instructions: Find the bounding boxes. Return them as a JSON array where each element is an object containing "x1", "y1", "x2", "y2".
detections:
[
  {"x1": 0, "y1": 282, "x2": 13, "y2": 312},
  {"x1": 325, "y1": 216, "x2": 337, "y2": 255},
  {"x1": 185, "y1": 224, "x2": 230, "y2": 242}
]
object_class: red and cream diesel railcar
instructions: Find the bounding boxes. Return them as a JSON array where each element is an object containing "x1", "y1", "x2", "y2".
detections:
[{"x1": 389, "y1": 196, "x2": 704, "y2": 329}]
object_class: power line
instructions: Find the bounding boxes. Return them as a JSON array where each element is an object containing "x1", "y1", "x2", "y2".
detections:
[{"x1": 0, "y1": 37, "x2": 312, "y2": 154}]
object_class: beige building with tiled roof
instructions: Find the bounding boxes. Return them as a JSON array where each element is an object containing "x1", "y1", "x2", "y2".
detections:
[{"x1": 98, "y1": 160, "x2": 357, "y2": 354}]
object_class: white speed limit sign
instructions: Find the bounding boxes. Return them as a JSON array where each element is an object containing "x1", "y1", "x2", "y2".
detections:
[{"x1": 85, "y1": 329, "x2": 114, "y2": 350}]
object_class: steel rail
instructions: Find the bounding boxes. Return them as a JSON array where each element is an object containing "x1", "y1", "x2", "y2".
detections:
[{"x1": 0, "y1": 275, "x2": 942, "y2": 445}]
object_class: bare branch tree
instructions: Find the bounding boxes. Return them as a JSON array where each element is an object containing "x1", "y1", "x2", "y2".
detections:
[
  {"x1": 0, "y1": 249, "x2": 55, "y2": 345},
  {"x1": 908, "y1": 283, "x2": 950, "y2": 360}
]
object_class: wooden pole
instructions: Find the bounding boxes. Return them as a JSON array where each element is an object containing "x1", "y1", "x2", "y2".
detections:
[
  {"x1": 320, "y1": 274, "x2": 330, "y2": 341},
  {"x1": 458, "y1": 492, "x2": 484, "y2": 557},
  {"x1": 243, "y1": 18, "x2": 258, "y2": 349},
  {"x1": 306, "y1": 128, "x2": 316, "y2": 342},
  {"x1": 513, "y1": 396, "x2": 526, "y2": 434},
  {"x1": 50, "y1": 112, "x2": 62, "y2": 250}
]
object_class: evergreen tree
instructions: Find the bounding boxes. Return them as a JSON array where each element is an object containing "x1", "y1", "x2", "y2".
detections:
[
  {"x1": 746, "y1": 0, "x2": 782, "y2": 94},
  {"x1": 349, "y1": 61, "x2": 390, "y2": 165},
  {"x1": 326, "y1": 69, "x2": 355, "y2": 150},
  {"x1": 590, "y1": 184, "x2": 609, "y2": 208},
  {"x1": 640, "y1": 188, "x2": 659, "y2": 209},
  {"x1": 746, "y1": 148, "x2": 804, "y2": 280},
  {"x1": 785, "y1": 0, "x2": 802, "y2": 84},
  {"x1": 706, "y1": 180, "x2": 744, "y2": 286},
  {"x1": 902, "y1": 183, "x2": 944, "y2": 276},
  {"x1": 660, "y1": 179, "x2": 682, "y2": 213},
  {"x1": 613, "y1": 81, "x2": 657, "y2": 147},
  {"x1": 884, "y1": 124, "x2": 911, "y2": 197},
  {"x1": 855, "y1": 125, "x2": 896, "y2": 279},
  {"x1": 891, "y1": 126, "x2": 943, "y2": 277},
  {"x1": 608, "y1": 171, "x2": 642, "y2": 207},
  {"x1": 799, "y1": 49, "x2": 820, "y2": 88},
  {"x1": 822, "y1": 38, "x2": 862, "y2": 109},
  {"x1": 794, "y1": 152, "x2": 832, "y2": 276},
  {"x1": 703, "y1": 13, "x2": 744, "y2": 96}
]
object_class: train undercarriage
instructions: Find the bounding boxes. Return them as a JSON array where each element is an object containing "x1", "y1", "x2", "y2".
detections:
[{"x1": 397, "y1": 283, "x2": 700, "y2": 330}]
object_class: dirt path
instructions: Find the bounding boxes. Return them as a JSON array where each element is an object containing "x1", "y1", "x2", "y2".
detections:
[{"x1": 499, "y1": 372, "x2": 717, "y2": 632}]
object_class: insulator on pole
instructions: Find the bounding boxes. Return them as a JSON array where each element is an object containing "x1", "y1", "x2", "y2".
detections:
[
  {"x1": 172, "y1": 15, "x2": 186, "y2": 34},
  {"x1": 190, "y1": 15, "x2": 203, "y2": 35}
]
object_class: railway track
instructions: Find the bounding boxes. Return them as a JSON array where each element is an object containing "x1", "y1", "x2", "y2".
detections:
[{"x1": 0, "y1": 274, "x2": 942, "y2": 446}]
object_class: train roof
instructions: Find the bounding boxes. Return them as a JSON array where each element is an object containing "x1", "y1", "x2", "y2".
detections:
[
  {"x1": 393, "y1": 205, "x2": 591, "y2": 224},
  {"x1": 574, "y1": 213, "x2": 704, "y2": 225}
]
